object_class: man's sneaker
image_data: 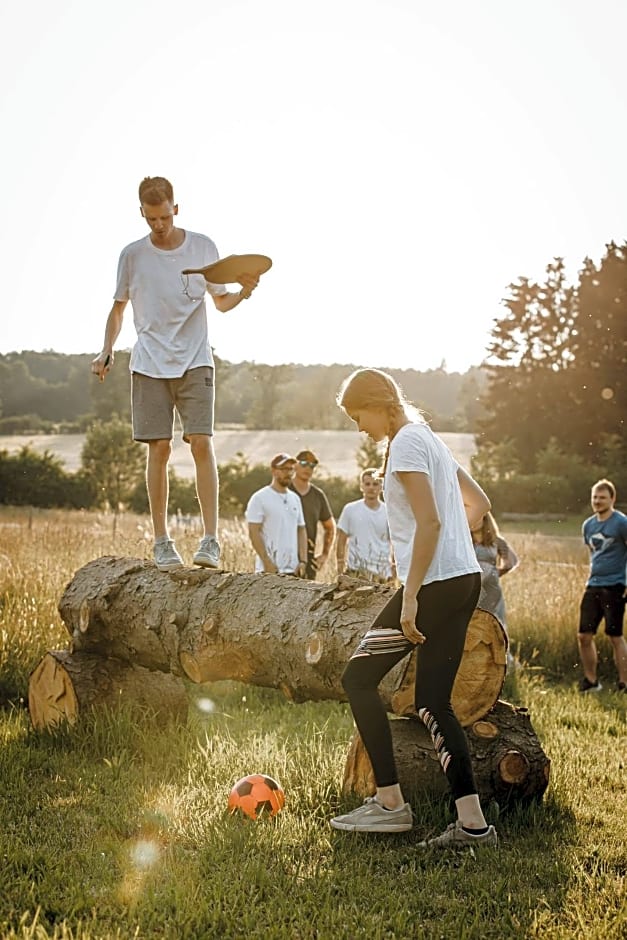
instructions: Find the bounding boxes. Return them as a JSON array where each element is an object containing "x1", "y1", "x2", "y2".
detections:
[
  {"x1": 193, "y1": 536, "x2": 221, "y2": 569},
  {"x1": 153, "y1": 538, "x2": 184, "y2": 572},
  {"x1": 617, "y1": 681, "x2": 626, "y2": 693},
  {"x1": 579, "y1": 677, "x2": 602, "y2": 693},
  {"x1": 330, "y1": 797, "x2": 413, "y2": 833},
  {"x1": 418, "y1": 820, "x2": 498, "y2": 849}
]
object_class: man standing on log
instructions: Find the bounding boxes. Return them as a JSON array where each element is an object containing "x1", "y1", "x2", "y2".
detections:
[
  {"x1": 336, "y1": 468, "x2": 395, "y2": 583},
  {"x1": 91, "y1": 176, "x2": 261, "y2": 572},
  {"x1": 330, "y1": 368, "x2": 497, "y2": 849},
  {"x1": 577, "y1": 479, "x2": 627, "y2": 693},
  {"x1": 246, "y1": 454, "x2": 308, "y2": 576},
  {"x1": 288, "y1": 449, "x2": 335, "y2": 580}
]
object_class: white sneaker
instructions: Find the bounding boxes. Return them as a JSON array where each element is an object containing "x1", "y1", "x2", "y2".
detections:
[
  {"x1": 418, "y1": 820, "x2": 498, "y2": 849},
  {"x1": 330, "y1": 797, "x2": 413, "y2": 833},
  {"x1": 153, "y1": 538, "x2": 184, "y2": 572},
  {"x1": 193, "y1": 536, "x2": 221, "y2": 569}
]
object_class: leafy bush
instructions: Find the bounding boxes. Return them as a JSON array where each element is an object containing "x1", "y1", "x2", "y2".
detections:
[{"x1": 0, "y1": 446, "x2": 95, "y2": 508}]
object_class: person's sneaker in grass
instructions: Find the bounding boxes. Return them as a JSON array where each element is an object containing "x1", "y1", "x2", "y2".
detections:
[
  {"x1": 153, "y1": 538, "x2": 184, "y2": 572},
  {"x1": 578, "y1": 677, "x2": 602, "y2": 693},
  {"x1": 418, "y1": 820, "x2": 498, "y2": 849},
  {"x1": 330, "y1": 797, "x2": 413, "y2": 833},
  {"x1": 193, "y1": 536, "x2": 221, "y2": 569}
]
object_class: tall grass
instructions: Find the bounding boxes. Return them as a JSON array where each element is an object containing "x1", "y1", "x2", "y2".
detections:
[{"x1": 0, "y1": 508, "x2": 625, "y2": 939}]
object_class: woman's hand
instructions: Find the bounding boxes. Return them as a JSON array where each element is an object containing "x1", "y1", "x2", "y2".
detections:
[{"x1": 400, "y1": 593, "x2": 426, "y2": 645}]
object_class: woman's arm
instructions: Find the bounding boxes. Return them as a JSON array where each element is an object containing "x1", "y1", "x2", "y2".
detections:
[
  {"x1": 457, "y1": 466, "x2": 491, "y2": 529},
  {"x1": 396, "y1": 470, "x2": 441, "y2": 644}
]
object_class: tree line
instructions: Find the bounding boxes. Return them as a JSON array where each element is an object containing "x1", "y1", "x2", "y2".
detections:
[
  {"x1": 0, "y1": 352, "x2": 486, "y2": 434},
  {"x1": 1, "y1": 240, "x2": 624, "y2": 516}
]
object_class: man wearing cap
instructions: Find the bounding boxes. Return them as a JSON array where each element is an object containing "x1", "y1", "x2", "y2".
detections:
[
  {"x1": 289, "y1": 449, "x2": 336, "y2": 580},
  {"x1": 246, "y1": 454, "x2": 308, "y2": 576}
]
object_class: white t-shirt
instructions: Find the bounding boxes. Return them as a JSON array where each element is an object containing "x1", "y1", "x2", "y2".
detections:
[
  {"x1": 384, "y1": 422, "x2": 481, "y2": 586},
  {"x1": 114, "y1": 231, "x2": 227, "y2": 378},
  {"x1": 245, "y1": 486, "x2": 306, "y2": 573},
  {"x1": 337, "y1": 500, "x2": 393, "y2": 578}
]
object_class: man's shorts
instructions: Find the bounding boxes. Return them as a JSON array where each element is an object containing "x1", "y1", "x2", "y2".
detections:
[
  {"x1": 131, "y1": 367, "x2": 214, "y2": 443},
  {"x1": 578, "y1": 585, "x2": 626, "y2": 637}
]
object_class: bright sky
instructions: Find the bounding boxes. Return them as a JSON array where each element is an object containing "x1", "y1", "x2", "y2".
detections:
[{"x1": 1, "y1": 0, "x2": 626, "y2": 372}]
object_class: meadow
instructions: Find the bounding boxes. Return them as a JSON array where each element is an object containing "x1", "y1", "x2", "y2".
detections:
[{"x1": 0, "y1": 508, "x2": 625, "y2": 939}]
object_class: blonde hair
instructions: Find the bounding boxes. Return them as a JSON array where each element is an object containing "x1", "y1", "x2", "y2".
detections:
[
  {"x1": 337, "y1": 368, "x2": 423, "y2": 425},
  {"x1": 474, "y1": 511, "x2": 501, "y2": 547}
]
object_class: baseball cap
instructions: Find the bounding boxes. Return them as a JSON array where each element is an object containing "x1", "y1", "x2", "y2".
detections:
[
  {"x1": 271, "y1": 453, "x2": 297, "y2": 468},
  {"x1": 296, "y1": 449, "x2": 319, "y2": 464}
]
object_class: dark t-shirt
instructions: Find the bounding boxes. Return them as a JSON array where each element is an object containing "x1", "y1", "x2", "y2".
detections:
[{"x1": 289, "y1": 482, "x2": 333, "y2": 578}]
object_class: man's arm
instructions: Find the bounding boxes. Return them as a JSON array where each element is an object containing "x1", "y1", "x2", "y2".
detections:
[
  {"x1": 315, "y1": 516, "x2": 336, "y2": 572},
  {"x1": 247, "y1": 522, "x2": 277, "y2": 573},
  {"x1": 297, "y1": 525, "x2": 308, "y2": 575},
  {"x1": 91, "y1": 300, "x2": 127, "y2": 381},
  {"x1": 211, "y1": 272, "x2": 260, "y2": 312},
  {"x1": 335, "y1": 529, "x2": 349, "y2": 574}
]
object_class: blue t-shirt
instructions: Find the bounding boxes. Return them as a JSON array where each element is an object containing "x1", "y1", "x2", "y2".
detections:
[{"x1": 583, "y1": 510, "x2": 627, "y2": 587}]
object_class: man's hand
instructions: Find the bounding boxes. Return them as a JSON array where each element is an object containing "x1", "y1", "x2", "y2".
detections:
[
  {"x1": 238, "y1": 272, "x2": 260, "y2": 299},
  {"x1": 314, "y1": 552, "x2": 328, "y2": 572},
  {"x1": 400, "y1": 593, "x2": 426, "y2": 645},
  {"x1": 295, "y1": 562, "x2": 307, "y2": 578},
  {"x1": 263, "y1": 559, "x2": 279, "y2": 574},
  {"x1": 91, "y1": 352, "x2": 112, "y2": 383}
]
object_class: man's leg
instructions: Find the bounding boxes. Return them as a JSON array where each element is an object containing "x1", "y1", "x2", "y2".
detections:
[
  {"x1": 609, "y1": 636, "x2": 627, "y2": 685},
  {"x1": 577, "y1": 632, "x2": 598, "y2": 683},
  {"x1": 146, "y1": 439, "x2": 172, "y2": 539},
  {"x1": 188, "y1": 433, "x2": 218, "y2": 538}
]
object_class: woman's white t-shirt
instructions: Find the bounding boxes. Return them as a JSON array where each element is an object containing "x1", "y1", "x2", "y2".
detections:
[{"x1": 383, "y1": 422, "x2": 481, "y2": 586}]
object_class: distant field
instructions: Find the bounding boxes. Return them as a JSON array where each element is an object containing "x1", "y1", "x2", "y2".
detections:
[{"x1": 0, "y1": 429, "x2": 476, "y2": 480}]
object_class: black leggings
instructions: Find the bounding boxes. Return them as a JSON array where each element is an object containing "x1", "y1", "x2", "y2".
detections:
[{"x1": 341, "y1": 573, "x2": 481, "y2": 800}]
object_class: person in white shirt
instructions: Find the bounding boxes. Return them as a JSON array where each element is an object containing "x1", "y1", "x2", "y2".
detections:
[
  {"x1": 330, "y1": 368, "x2": 497, "y2": 851},
  {"x1": 246, "y1": 454, "x2": 308, "y2": 576},
  {"x1": 91, "y1": 176, "x2": 261, "y2": 573},
  {"x1": 336, "y1": 469, "x2": 395, "y2": 582}
]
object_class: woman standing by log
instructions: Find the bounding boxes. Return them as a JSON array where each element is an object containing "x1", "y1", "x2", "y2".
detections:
[
  {"x1": 330, "y1": 368, "x2": 498, "y2": 849},
  {"x1": 471, "y1": 512, "x2": 519, "y2": 662}
]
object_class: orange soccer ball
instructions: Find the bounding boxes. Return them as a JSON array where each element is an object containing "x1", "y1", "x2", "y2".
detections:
[{"x1": 227, "y1": 774, "x2": 286, "y2": 820}]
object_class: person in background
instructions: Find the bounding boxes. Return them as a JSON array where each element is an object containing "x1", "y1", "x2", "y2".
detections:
[
  {"x1": 330, "y1": 368, "x2": 497, "y2": 849},
  {"x1": 91, "y1": 176, "x2": 261, "y2": 572},
  {"x1": 246, "y1": 454, "x2": 308, "y2": 576},
  {"x1": 577, "y1": 479, "x2": 627, "y2": 693},
  {"x1": 336, "y1": 469, "x2": 395, "y2": 582},
  {"x1": 289, "y1": 449, "x2": 336, "y2": 580},
  {"x1": 470, "y1": 511, "x2": 519, "y2": 633}
]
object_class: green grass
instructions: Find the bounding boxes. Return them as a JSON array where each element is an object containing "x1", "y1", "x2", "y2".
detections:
[
  {"x1": 0, "y1": 677, "x2": 625, "y2": 939},
  {"x1": 0, "y1": 509, "x2": 626, "y2": 938}
]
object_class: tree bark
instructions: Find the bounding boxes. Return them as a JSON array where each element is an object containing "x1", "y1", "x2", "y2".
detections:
[
  {"x1": 28, "y1": 650, "x2": 189, "y2": 730},
  {"x1": 55, "y1": 557, "x2": 505, "y2": 724},
  {"x1": 342, "y1": 700, "x2": 551, "y2": 807}
]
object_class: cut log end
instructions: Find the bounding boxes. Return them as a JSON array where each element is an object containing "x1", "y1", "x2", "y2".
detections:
[
  {"x1": 28, "y1": 653, "x2": 79, "y2": 730},
  {"x1": 498, "y1": 749, "x2": 530, "y2": 785}
]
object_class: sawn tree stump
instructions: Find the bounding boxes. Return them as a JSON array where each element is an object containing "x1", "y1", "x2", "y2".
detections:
[
  {"x1": 342, "y1": 700, "x2": 551, "y2": 808},
  {"x1": 28, "y1": 650, "x2": 188, "y2": 730}
]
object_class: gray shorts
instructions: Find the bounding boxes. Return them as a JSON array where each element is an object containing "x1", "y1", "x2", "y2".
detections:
[{"x1": 131, "y1": 367, "x2": 215, "y2": 442}]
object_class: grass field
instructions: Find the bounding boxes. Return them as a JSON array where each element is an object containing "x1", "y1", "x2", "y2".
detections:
[{"x1": 0, "y1": 509, "x2": 625, "y2": 939}]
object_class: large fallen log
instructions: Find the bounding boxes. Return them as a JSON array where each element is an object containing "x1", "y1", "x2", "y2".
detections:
[
  {"x1": 29, "y1": 556, "x2": 549, "y2": 806},
  {"x1": 54, "y1": 556, "x2": 505, "y2": 724}
]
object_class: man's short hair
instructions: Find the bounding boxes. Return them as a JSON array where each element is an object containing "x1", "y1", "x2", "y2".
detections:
[
  {"x1": 360, "y1": 467, "x2": 380, "y2": 483},
  {"x1": 296, "y1": 450, "x2": 318, "y2": 464},
  {"x1": 139, "y1": 176, "x2": 174, "y2": 205},
  {"x1": 592, "y1": 478, "x2": 616, "y2": 500},
  {"x1": 271, "y1": 453, "x2": 296, "y2": 469}
]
